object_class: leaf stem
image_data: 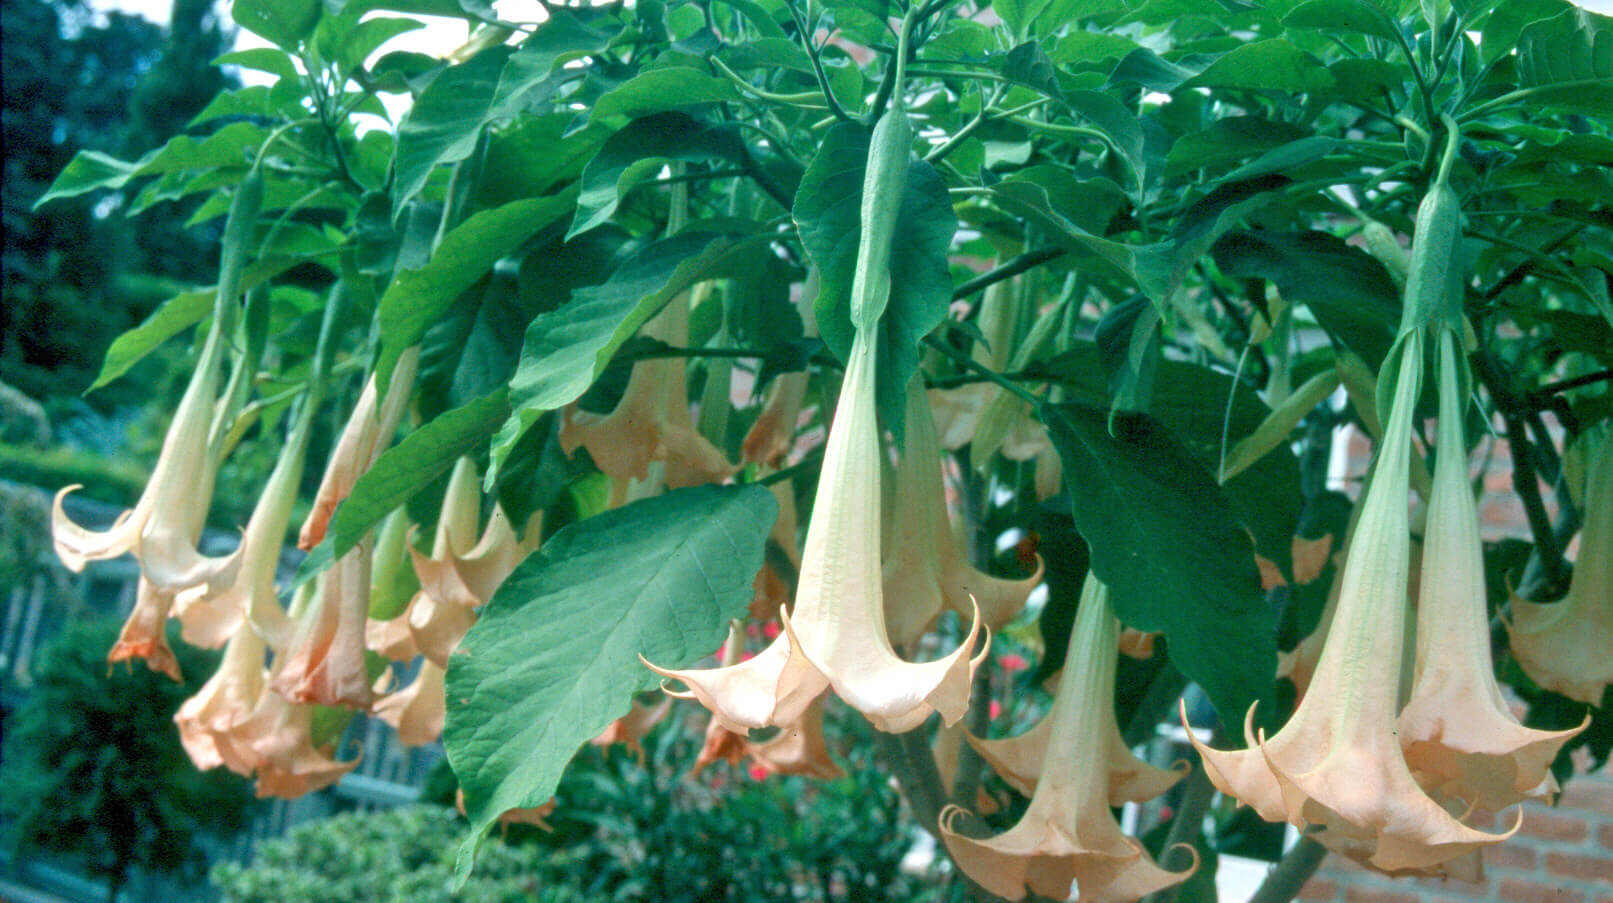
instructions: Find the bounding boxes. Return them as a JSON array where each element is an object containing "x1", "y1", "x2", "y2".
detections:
[{"x1": 922, "y1": 335, "x2": 1040, "y2": 406}]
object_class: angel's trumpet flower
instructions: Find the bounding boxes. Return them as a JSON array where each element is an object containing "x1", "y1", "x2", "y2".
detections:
[
  {"x1": 174, "y1": 623, "x2": 267, "y2": 775},
  {"x1": 562, "y1": 290, "x2": 733, "y2": 490},
  {"x1": 374, "y1": 661, "x2": 446, "y2": 746},
  {"x1": 1399, "y1": 332, "x2": 1585, "y2": 808},
  {"x1": 749, "y1": 481, "x2": 800, "y2": 623},
  {"x1": 298, "y1": 348, "x2": 419, "y2": 551},
  {"x1": 270, "y1": 537, "x2": 375, "y2": 709},
  {"x1": 748, "y1": 696, "x2": 845, "y2": 780},
  {"x1": 691, "y1": 628, "x2": 753, "y2": 776},
  {"x1": 592, "y1": 694, "x2": 672, "y2": 764},
  {"x1": 965, "y1": 697, "x2": 1186, "y2": 805},
  {"x1": 108, "y1": 579, "x2": 184, "y2": 680},
  {"x1": 1507, "y1": 423, "x2": 1613, "y2": 706},
  {"x1": 172, "y1": 400, "x2": 318, "y2": 651},
  {"x1": 941, "y1": 575, "x2": 1195, "y2": 902},
  {"x1": 237, "y1": 687, "x2": 360, "y2": 798},
  {"x1": 54, "y1": 317, "x2": 240, "y2": 591},
  {"x1": 646, "y1": 331, "x2": 985, "y2": 733},
  {"x1": 883, "y1": 378, "x2": 1042, "y2": 645},
  {"x1": 1187, "y1": 332, "x2": 1515, "y2": 873}
]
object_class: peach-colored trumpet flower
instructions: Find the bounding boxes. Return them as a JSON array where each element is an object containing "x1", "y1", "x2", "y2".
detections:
[
  {"x1": 941, "y1": 574, "x2": 1196, "y2": 902},
  {"x1": 562, "y1": 290, "x2": 733, "y2": 490},
  {"x1": 374, "y1": 660, "x2": 446, "y2": 746},
  {"x1": 175, "y1": 622, "x2": 268, "y2": 775},
  {"x1": 271, "y1": 537, "x2": 376, "y2": 709},
  {"x1": 1399, "y1": 332, "x2": 1585, "y2": 809},
  {"x1": 236, "y1": 687, "x2": 360, "y2": 799},
  {"x1": 108, "y1": 578, "x2": 184, "y2": 680},
  {"x1": 748, "y1": 696, "x2": 845, "y2": 780},
  {"x1": 646, "y1": 330, "x2": 985, "y2": 733},
  {"x1": 592, "y1": 694, "x2": 673, "y2": 764},
  {"x1": 883, "y1": 379, "x2": 1043, "y2": 646},
  {"x1": 1187, "y1": 331, "x2": 1516, "y2": 873},
  {"x1": 299, "y1": 347, "x2": 419, "y2": 551},
  {"x1": 1507, "y1": 422, "x2": 1613, "y2": 706}
]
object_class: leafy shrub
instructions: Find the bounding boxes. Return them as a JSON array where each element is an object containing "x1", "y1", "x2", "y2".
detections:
[{"x1": 210, "y1": 806, "x2": 585, "y2": 903}]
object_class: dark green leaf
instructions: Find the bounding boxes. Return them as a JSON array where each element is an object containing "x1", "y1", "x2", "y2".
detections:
[
  {"x1": 234, "y1": 0, "x2": 321, "y2": 49},
  {"x1": 87, "y1": 290, "x2": 214, "y2": 391},
  {"x1": 1041, "y1": 402, "x2": 1275, "y2": 728},
  {"x1": 584, "y1": 67, "x2": 741, "y2": 127},
  {"x1": 1184, "y1": 40, "x2": 1336, "y2": 93},
  {"x1": 1164, "y1": 117, "x2": 1311, "y2": 179},
  {"x1": 34, "y1": 151, "x2": 146, "y2": 208},
  {"x1": 571, "y1": 113, "x2": 748, "y2": 238},
  {"x1": 792, "y1": 121, "x2": 958, "y2": 442},
  {"x1": 447, "y1": 484, "x2": 777, "y2": 883},
  {"x1": 393, "y1": 46, "x2": 513, "y2": 214},
  {"x1": 376, "y1": 191, "x2": 578, "y2": 393},
  {"x1": 490, "y1": 230, "x2": 766, "y2": 477},
  {"x1": 1282, "y1": 0, "x2": 1400, "y2": 40}
]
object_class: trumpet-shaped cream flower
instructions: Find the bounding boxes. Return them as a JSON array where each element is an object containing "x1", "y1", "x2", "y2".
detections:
[
  {"x1": 374, "y1": 660, "x2": 446, "y2": 746},
  {"x1": 298, "y1": 347, "x2": 419, "y2": 551},
  {"x1": 1508, "y1": 423, "x2": 1613, "y2": 706},
  {"x1": 592, "y1": 694, "x2": 672, "y2": 764},
  {"x1": 54, "y1": 317, "x2": 242, "y2": 592},
  {"x1": 172, "y1": 403, "x2": 320, "y2": 651},
  {"x1": 966, "y1": 703, "x2": 1186, "y2": 805},
  {"x1": 646, "y1": 330, "x2": 985, "y2": 733},
  {"x1": 175, "y1": 623, "x2": 268, "y2": 775},
  {"x1": 884, "y1": 378, "x2": 1042, "y2": 645},
  {"x1": 271, "y1": 537, "x2": 375, "y2": 709},
  {"x1": 941, "y1": 575, "x2": 1196, "y2": 902},
  {"x1": 562, "y1": 291, "x2": 733, "y2": 489},
  {"x1": 1399, "y1": 332, "x2": 1585, "y2": 809},
  {"x1": 1188, "y1": 332, "x2": 1515, "y2": 873}
]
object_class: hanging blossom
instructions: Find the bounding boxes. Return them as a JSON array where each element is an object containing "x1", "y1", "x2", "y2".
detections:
[
  {"x1": 884, "y1": 377, "x2": 1043, "y2": 646},
  {"x1": 374, "y1": 660, "x2": 446, "y2": 747},
  {"x1": 561, "y1": 288, "x2": 733, "y2": 493},
  {"x1": 271, "y1": 536, "x2": 376, "y2": 709},
  {"x1": 941, "y1": 574, "x2": 1196, "y2": 902},
  {"x1": 1507, "y1": 422, "x2": 1613, "y2": 707},
  {"x1": 298, "y1": 348, "x2": 420, "y2": 550},
  {"x1": 174, "y1": 621, "x2": 269, "y2": 775},
  {"x1": 645, "y1": 329, "x2": 985, "y2": 733},
  {"x1": 1187, "y1": 331, "x2": 1516, "y2": 874},
  {"x1": 1398, "y1": 331, "x2": 1585, "y2": 810}
]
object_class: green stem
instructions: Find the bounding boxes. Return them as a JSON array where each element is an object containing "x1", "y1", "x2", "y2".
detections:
[
  {"x1": 1247, "y1": 839, "x2": 1329, "y2": 903},
  {"x1": 922, "y1": 335, "x2": 1039, "y2": 406}
]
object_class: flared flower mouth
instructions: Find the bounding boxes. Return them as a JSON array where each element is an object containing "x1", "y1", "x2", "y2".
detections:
[
  {"x1": 645, "y1": 330, "x2": 985, "y2": 733},
  {"x1": 174, "y1": 623, "x2": 268, "y2": 775},
  {"x1": 1398, "y1": 330, "x2": 1586, "y2": 809},
  {"x1": 1187, "y1": 330, "x2": 1519, "y2": 874},
  {"x1": 941, "y1": 574, "x2": 1195, "y2": 902}
]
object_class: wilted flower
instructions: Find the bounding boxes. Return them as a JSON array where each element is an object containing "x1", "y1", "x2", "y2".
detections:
[{"x1": 941, "y1": 574, "x2": 1195, "y2": 902}]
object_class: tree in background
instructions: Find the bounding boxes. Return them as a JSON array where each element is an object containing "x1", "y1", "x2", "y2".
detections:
[{"x1": 0, "y1": 619, "x2": 258, "y2": 903}]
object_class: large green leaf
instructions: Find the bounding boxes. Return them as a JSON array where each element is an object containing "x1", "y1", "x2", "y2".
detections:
[
  {"x1": 584, "y1": 67, "x2": 741, "y2": 126},
  {"x1": 1515, "y1": 8, "x2": 1613, "y2": 114},
  {"x1": 1184, "y1": 40, "x2": 1336, "y2": 94},
  {"x1": 1282, "y1": 0, "x2": 1400, "y2": 41},
  {"x1": 793, "y1": 121, "x2": 958, "y2": 443},
  {"x1": 234, "y1": 0, "x2": 320, "y2": 49},
  {"x1": 446, "y1": 484, "x2": 776, "y2": 883},
  {"x1": 376, "y1": 191, "x2": 578, "y2": 393},
  {"x1": 489, "y1": 230, "x2": 766, "y2": 478},
  {"x1": 1041, "y1": 402, "x2": 1275, "y2": 729},
  {"x1": 392, "y1": 46, "x2": 513, "y2": 214},
  {"x1": 87, "y1": 289, "x2": 213, "y2": 391},
  {"x1": 570, "y1": 112, "x2": 748, "y2": 238},
  {"x1": 1480, "y1": 0, "x2": 1573, "y2": 63},
  {"x1": 34, "y1": 151, "x2": 145, "y2": 207},
  {"x1": 1211, "y1": 229, "x2": 1400, "y2": 367}
]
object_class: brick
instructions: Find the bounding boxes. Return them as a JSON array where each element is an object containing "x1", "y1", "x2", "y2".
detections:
[
  {"x1": 1545, "y1": 852, "x2": 1613, "y2": 885},
  {"x1": 1490, "y1": 843, "x2": 1540, "y2": 871},
  {"x1": 1298, "y1": 877, "x2": 1339, "y2": 901},
  {"x1": 1522, "y1": 810, "x2": 1592, "y2": 844},
  {"x1": 1342, "y1": 888, "x2": 1419, "y2": 903},
  {"x1": 1499, "y1": 878, "x2": 1588, "y2": 903},
  {"x1": 1560, "y1": 779, "x2": 1613, "y2": 814}
]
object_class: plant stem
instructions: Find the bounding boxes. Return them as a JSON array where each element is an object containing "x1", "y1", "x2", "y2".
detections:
[
  {"x1": 1247, "y1": 839, "x2": 1329, "y2": 903},
  {"x1": 953, "y1": 247, "x2": 1066, "y2": 302},
  {"x1": 1141, "y1": 767, "x2": 1215, "y2": 903},
  {"x1": 922, "y1": 336, "x2": 1040, "y2": 406}
]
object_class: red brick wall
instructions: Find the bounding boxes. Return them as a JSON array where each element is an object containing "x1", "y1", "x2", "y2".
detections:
[{"x1": 1296, "y1": 767, "x2": 1613, "y2": 903}]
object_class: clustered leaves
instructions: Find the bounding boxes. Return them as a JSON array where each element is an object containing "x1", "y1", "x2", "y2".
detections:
[{"x1": 34, "y1": 0, "x2": 1613, "y2": 899}]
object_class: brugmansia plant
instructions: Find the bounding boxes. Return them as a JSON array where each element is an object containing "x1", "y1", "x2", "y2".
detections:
[{"x1": 33, "y1": 0, "x2": 1613, "y2": 898}]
